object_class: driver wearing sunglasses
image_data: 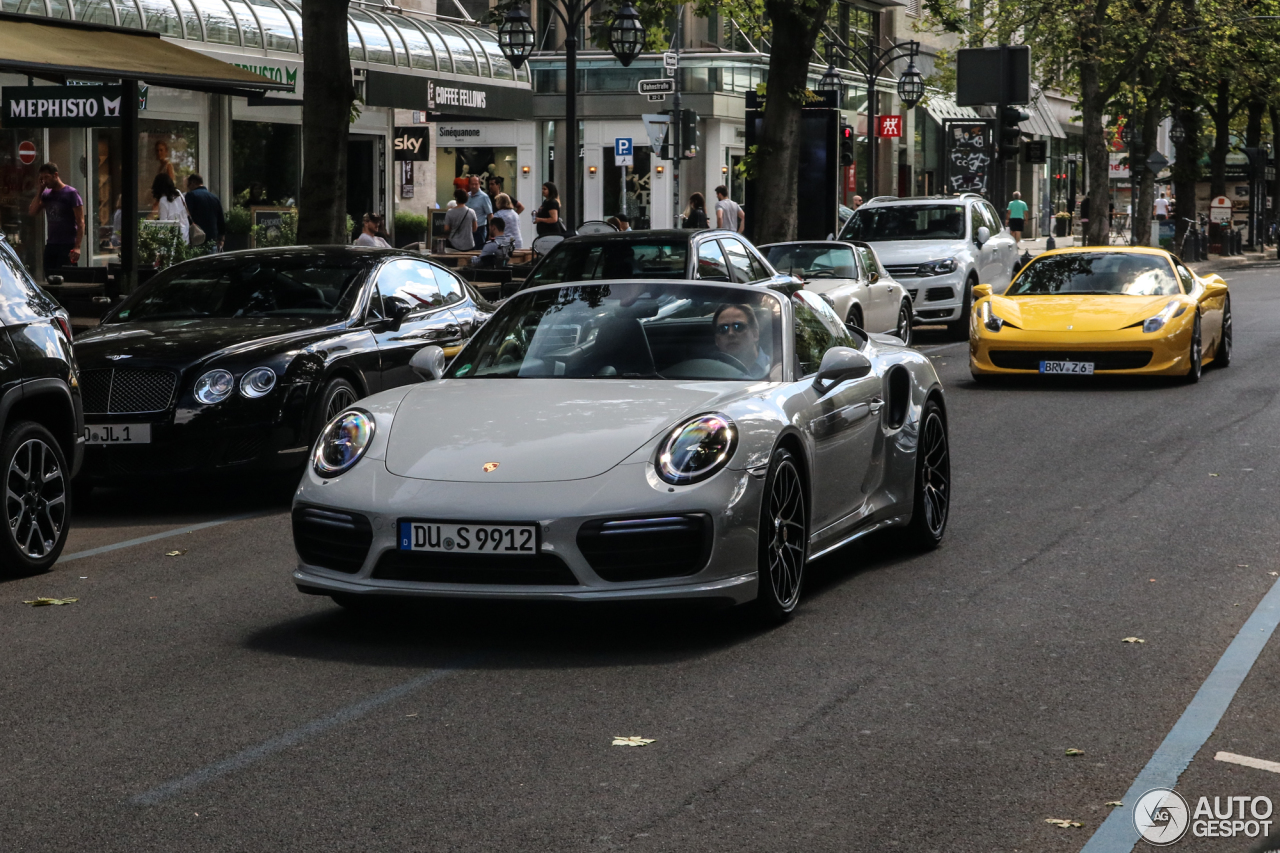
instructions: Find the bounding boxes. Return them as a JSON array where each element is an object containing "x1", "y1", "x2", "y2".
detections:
[{"x1": 713, "y1": 303, "x2": 770, "y2": 377}]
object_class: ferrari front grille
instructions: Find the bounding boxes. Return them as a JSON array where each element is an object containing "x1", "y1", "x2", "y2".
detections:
[
  {"x1": 80, "y1": 368, "x2": 177, "y2": 414},
  {"x1": 292, "y1": 505, "x2": 373, "y2": 574},
  {"x1": 988, "y1": 350, "x2": 1154, "y2": 370},
  {"x1": 577, "y1": 514, "x2": 712, "y2": 582}
]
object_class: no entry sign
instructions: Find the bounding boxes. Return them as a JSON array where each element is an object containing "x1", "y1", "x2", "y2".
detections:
[{"x1": 17, "y1": 140, "x2": 36, "y2": 165}]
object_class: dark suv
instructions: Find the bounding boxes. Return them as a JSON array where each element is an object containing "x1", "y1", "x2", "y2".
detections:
[{"x1": 0, "y1": 236, "x2": 83, "y2": 573}]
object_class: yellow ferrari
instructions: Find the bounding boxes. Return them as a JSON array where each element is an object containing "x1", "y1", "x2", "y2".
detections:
[{"x1": 969, "y1": 246, "x2": 1231, "y2": 382}]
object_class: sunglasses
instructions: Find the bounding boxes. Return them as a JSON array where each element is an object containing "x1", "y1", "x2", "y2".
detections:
[{"x1": 716, "y1": 321, "x2": 749, "y2": 334}]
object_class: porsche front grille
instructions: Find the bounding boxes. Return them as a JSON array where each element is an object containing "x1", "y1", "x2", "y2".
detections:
[
  {"x1": 80, "y1": 368, "x2": 177, "y2": 414},
  {"x1": 577, "y1": 514, "x2": 712, "y2": 582},
  {"x1": 293, "y1": 506, "x2": 373, "y2": 574},
  {"x1": 371, "y1": 551, "x2": 579, "y2": 585}
]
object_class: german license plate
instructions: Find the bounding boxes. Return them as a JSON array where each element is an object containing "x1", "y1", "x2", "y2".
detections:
[
  {"x1": 84, "y1": 424, "x2": 151, "y2": 444},
  {"x1": 398, "y1": 521, "x2": 539, "y2": 554},
  {"x1": 1040, "y1": 360, "x2": 1094, "y2": 375}
]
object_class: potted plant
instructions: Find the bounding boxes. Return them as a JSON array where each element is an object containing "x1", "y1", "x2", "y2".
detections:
[
  {"x1": 1053, "y1": 211, "x2": 1072, "y2": 237},
  {"x1": 393, "y1": 210, "x2": 430, "y2": 248},
  {"x1": 225, "y1": 205, "x2": 251, "y2": 251}
]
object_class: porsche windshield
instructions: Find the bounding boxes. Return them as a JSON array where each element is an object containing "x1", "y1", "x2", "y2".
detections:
[
  {"x1": 765, "y1": 245, "x2": 857, "y2": 279},
  {"x1": 525, "y1": 240, "x2": 688, "y2": 285},
  {"x1": 448, "y1": 283, "x2": 783, "y2": 380},
  {"x1": 841, "y1": 205, "x2": 966, "y2": 241},
  {"x1": 1008, "y1": 253, "x2": 1181, "y2": 296},
  {"x1": 106, "y1": 255, "x2": 366, "y2": 324}
]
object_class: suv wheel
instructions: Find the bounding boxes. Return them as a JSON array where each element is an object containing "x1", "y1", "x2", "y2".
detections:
[
  {"x1": 946, "y1": 277, "x2": 976, "y2": 340},
  {"x1": 0, "y1": 422, "x2": 70, "y2": 574}
]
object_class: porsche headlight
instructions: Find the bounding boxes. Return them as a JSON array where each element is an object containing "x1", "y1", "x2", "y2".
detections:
[
  {"x1": 980, "y1": 300, "x2": 1005, "y2": 332},
  {"x1": 1143, "y1": 300, "x2": 1186, "y2": 334},
  {"x1": 312, "y1": 409, "x2": 376, "y2": 478},
  {"x1": 657, "y1": 413, "x2": 737, "y2": 485},
  {"x1": 240, "y1": 366, "x2": 277, "y2": 398},
  {"x1": 193, "y1": 369, "x2": 235, "y2": 405},
  {"x1": 917, "y1": 258, "x2": 958, "y2": 277}
]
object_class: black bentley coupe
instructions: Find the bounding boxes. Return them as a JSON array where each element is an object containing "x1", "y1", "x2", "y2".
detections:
[{"x1": 72, "y1": 246, "x2": 492, "y2": 488}]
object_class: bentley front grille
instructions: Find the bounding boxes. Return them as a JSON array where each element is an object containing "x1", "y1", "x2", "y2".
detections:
[{"x1": 81, "y1": 368, "x2": 177, "y2": 414}]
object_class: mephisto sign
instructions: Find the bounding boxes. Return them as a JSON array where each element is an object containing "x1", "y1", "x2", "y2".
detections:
[{"x1": 2, "y1": 85, "x2": 125, "y2": 128}]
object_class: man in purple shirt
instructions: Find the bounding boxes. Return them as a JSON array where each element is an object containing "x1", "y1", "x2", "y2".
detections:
[{"x1": 27, "y1": 162, "x2": 84, "y2": 272}]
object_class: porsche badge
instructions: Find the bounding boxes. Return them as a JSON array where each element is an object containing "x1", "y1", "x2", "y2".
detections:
[{"x1": 483, "y1": 462, "x2": 500, "y2": 473}]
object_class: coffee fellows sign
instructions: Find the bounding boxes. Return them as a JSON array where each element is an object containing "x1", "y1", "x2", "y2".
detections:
[{"x1": 3, "y1": 85, "x2": 125, "y2": 128}]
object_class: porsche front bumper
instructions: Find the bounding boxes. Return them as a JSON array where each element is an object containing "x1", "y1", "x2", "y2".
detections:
[{"x1": 969, "y1": 314, "x2": 1196, "y2": 376}]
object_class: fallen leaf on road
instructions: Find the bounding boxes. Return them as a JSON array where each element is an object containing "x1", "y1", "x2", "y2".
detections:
[
  {"x1": 1210, "y1": 473, "x2": 1219, "y2": 477},
  {"x1": 1045, "y1": 819, "x2": 1083, "y2": 828},
  {"x1": 1122, "y1": 637, "x2": 1145, "y2": 644},
  {"x1": 23, "y1": 597, "x2": 77, "y2": 606},
  {"x1": 612, "y1": 736, "x2": 655, "y2": 747},
  {"x1": 1270, "y1": 572, "x2": 1278, "y2": 577},
  {"x1": 1238, "y1": 564, "x2": 1249, "y2": 568},
  {"x1": 405, "y1": 713, "x2": 418, "y2": 718},
  {"x1": 1065, "y1": 748, "x2": 1085, "y2": 756},
  {"x1": 166, "y1": 550, "x2": 187, "y2": 557},
  {"x1": 1106, "y1": 801, "x2": 1124, "y2": 807}
]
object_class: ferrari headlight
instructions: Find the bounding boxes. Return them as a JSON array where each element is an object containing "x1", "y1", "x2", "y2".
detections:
[
  {"x1": 239, "y1": 366, "x2": 277, "y2": 398},
  {"x1": 980, "y1": 300, "x2": 1005, "y2": 332},
  {"x1": 917, "y1": 257, "x2": 959, "y2": 276},
  {"x1": 312, "y1": 408, "x2": 376, "y2": 478},
  {"x1": 657, "y1": 413, "x2": 737, "y2": 485},
  {"x1": 1143, "y1": 300, "x2": 1185, "y2": 334},
  {"x1": 193, "y1": 369, "x2": 235, "y2": 405}
]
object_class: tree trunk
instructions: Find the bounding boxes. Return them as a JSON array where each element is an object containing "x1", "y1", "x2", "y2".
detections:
[
  {"x1": 298, "y1": 2, "x2": 353, "y2": 245},
  {"x1": 1270, "y1": 104, "x2": 1280, "y2": 245},
  {"x1": 1208, "y1": 78, "x2": 1231, "y2": 199},
  {"x1": 1171, "y1": 101, "x2": 1201, "y2": 251},
  {"x1": 752, "y1": 0, "x2": 835, "y2": 244},
  {"x1": 1079, "y1": 59, "x2": 1112, "y2": 247},
  {"x1": 1132, "y1": 90, "x2": 1159, "y2": 246}
]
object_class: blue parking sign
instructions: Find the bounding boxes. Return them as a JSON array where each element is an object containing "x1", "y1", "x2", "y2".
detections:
[{"x1": 615, "y1": 138, "x2": 633, "y2": 157}]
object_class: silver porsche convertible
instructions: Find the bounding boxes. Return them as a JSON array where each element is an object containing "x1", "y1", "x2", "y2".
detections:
[{"x1": 291, "y1": 280, "x2": 950, "y2": 620}]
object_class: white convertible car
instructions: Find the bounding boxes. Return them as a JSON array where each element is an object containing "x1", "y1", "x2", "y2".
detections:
[{"x1": 292, "y1": 280, "x2": 950, "y2": 620}]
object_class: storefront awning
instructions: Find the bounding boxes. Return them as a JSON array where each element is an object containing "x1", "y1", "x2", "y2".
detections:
[
  {"x1": 0, "y1": 13, "x2": 288, "y2": 96},
  {"x1": 1018, "y1": 93, "x2": 1067, "y2": 139},
  {"x1": 923, "y1": 96, "x2": 980, "y2": 124}
]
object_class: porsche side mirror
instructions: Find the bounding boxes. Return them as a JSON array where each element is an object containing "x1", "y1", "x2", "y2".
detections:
[
  {"x1": 377, "y1": 296, "x2": 414, "y2": 332},
  {"x1": 973, "y1": 283, "x2": 993, "y2": 299},
  {"x1": 868, "y1": 271, "x2": 880, "y2": 284},
  {"x1": 814, "y1": 346, "x2": 872, "y2": 393},
  {"x1": 975, "y1": 226, "x2": 991, "y2": 247},
  {"x1": 410, "y1": 345, "x2": 446, "y2": 381}
]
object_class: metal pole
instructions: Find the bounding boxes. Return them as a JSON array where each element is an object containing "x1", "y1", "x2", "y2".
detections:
[
  {"x1": 672, "y1": 8, "x2": 682, "y2": 227},
  {"x1": 121, "y1": 78, "x2": 138, "y2": 295},
  {"x1": 992, "y1": 45, "x2": 1007, "y2": 211},
  {"x1": 564, "y1": 25, "x2": 578, "y2": 235},
  {"x1": 866, "y1": 59, "x2": 876, "y2": 197}
]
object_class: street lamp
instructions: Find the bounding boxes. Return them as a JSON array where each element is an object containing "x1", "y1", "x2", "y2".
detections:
[
  {"x1": 1169, "y1": 119, "x2": 1186, "y2": 145},
  {"x1": 817, "y1": 62, "x2": 843, "y2": 96},
  {"x1": 897, "y1": 61, "x2": 924, "y2": 108},
  {"x1": 499, "y1": 3, "x2": 646, "y2": 234}
]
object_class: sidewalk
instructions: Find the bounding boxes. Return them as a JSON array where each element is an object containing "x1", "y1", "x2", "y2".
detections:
[{"x1": 1012, "y1": 234, "x2": 1274, "y2": 275}]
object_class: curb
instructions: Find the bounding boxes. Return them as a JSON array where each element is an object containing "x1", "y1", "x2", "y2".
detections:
[{"x1": 1188, "y1": 253, "x2": 1272, "y2": 275}]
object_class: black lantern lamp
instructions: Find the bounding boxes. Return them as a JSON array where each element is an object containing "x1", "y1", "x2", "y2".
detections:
[
  {"x1": 498, "y1": 6, "x2": 535, "y2": 70},
  {"x1": 1169, "y1": 119, "x2": 1186, "y2": 145},
  {"x1": 608, "y1": 2, "x2": 644, "y2": 67},
  {"x1": 897, "y1": 60, "x2": 924, "y2": 108},
  {"x1": 817, "y1": 63, "x2": 843, "y2": 95},
  {"x1": 1121, "y1": 125, "x2": 1140, "y2": 147}
]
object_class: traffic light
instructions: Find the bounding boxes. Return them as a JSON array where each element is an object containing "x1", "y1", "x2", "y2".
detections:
[
  {"x1": 840, "y1": 124, "x2": 855, "y2": 167},
  {"x1": 680, "y1": 109, "x2": 699, "y2": 159},
  {"x1": 999, "y1": 105, "x2": 1029, "y2": 156}
]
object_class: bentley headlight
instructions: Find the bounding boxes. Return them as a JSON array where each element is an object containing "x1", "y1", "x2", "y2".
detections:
[
  {"x1": 193, "y1": 369, "x2": 235, "y2": 405},
  {"x1": 240, "y1": 366, "x2": 277, "y2": 398},
  {"x1": 657, "y1": 413, "x2": 737, "y2": 485},
  {"x1": 312, "y1": 409, "x2": 376, "y2": 478},
  {"x1": 1143, "y1": 300, "x2": 1185, "y2": 334},
  {"x1": 980, "y1": 300, "x2": 1005, "y2": 332},
  {"x1": 917, "y1": 258, "x2": 959, "y2": 276}
]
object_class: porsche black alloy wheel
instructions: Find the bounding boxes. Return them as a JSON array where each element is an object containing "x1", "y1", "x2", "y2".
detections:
[
  {"x1": 905, "y1": 400, "x2": 949, "y2": 549},
  {"x1": 895, "y1": 301, "x2": 914, "y2": 347},
  {"x1": 755, "y1": 447, "x2": 807, "y2": 621},
  {"x1": 0, "y1": 422, "x2": 70, "y2": 574},
  {"x1": 1184, "y1": 314, "x2": 1202, "y2": 384},
  {"x1": 1216, "y1": 298, "x2": 1232, "y2": 368}
]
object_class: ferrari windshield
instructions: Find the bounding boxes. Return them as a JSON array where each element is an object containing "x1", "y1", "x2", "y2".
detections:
[
  {"x1": 448, "y1": 283, "x2": 783, "y2": 380},
  {"x1": 841, "y1": 205, "x2": 966, "y2": 241},
  {"x1": 1008, "y1": 252, "x2": 1181, "y2": 296},
  {"x1": 525, "y1": 240, "x2": 688, "y2": 285},
  {"x1": 765, "y1": 245, "x2": 857, "y2": 279},
  {"x1": 107, "y1": 254, "x2": 366, "y2": 324}
]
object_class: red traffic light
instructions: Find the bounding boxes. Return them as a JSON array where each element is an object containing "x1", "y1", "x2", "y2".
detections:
[{"x1": 842, "y1": 126, "x2": 853, "y2": 140}]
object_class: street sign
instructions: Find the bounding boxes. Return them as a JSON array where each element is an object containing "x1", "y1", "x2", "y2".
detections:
[
  {"x1": 663, "y1": 51, "x2": 678, "y2": 70},
  {"x1": 614, "y1": 137, "x2": 634, "y2": 167},
  {"x1": 642, "y1": 114, "x2": 670, "y2": 155},
  {"x1": 877, "y1": 115, "x2": 902, "y2": 138},
  {"x1": 1145, "y1": 151, "x2": 1170, "y2": 173},
  {"x1": 647, "y1": 93, "x2": 666, "y2": 102},
  {"x1": 17, "y1": 140, "x2": 36, "y2": 165},
  {"x1": 1209, "y1": 195, "x2": 1232, "y2": 223},
  {"x1": 638, "y1": 79, "x2": 676, "y2": 96},
  {"x1": 1024, "y1": 139, "x2": 1047, "y2": 164}
]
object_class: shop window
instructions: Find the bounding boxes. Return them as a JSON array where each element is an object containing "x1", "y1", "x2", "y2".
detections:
[
  {"x1": 138, "y1": 119, "x2": 199, "y2": 219},
  {"x1": 93, "y1": 128, "x2": 123, "y2": 257},
  {"x1": 232, "y1": 121, "x2": 300, "y2": 208},
  {"x1": 602, "y1": 147, "x2": 651, "y2": 230},
  {"x1": 435, "y1": 144, "x2": 520, "y2": 211},
  {"x1": 0, "y1": 128, "x2": 45, "y2": 274}
]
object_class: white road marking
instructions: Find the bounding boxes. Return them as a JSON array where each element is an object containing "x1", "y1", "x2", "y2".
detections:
[
  {"x1": 57, "y1": 512, "x2": 272, "y2": 564},
  {"x1": 1215, "y1": 751, "x2": 1280, "y2": 775}
]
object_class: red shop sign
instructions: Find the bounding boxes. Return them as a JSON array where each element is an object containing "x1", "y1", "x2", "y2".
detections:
[{"x1": 877, "y1": 115, "x2": 903, "y2": 138}]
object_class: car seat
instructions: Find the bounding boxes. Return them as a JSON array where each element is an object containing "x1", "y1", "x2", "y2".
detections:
[{"x1": 587, "y1": 317, "x2": 655, "y2": 377}]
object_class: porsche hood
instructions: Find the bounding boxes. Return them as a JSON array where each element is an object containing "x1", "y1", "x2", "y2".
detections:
[
  {"x1": 384, "y1": 379, "x2": 747, "y2": 483},
  {"x1": 987, "y1": 294, "x2": 1177, "y2": 333}
]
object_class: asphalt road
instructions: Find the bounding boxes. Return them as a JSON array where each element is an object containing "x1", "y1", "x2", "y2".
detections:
[{"x1": 4, "y1": 265, "x2": 1280, "y2": 853}]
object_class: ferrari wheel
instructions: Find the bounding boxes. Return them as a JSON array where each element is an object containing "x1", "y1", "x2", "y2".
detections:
[
  {"x1": 904, "y1": 400, "x2": 950, "y2": 549},
  {"x1": 894, "y1": 301, "x2": 914, "y2": 346},
  {"x1": 1215, "y1": 298, "x2": 1232, "y2": 368},
  {"x1": 1183, "y1": 314, "x2": 1202, "y2": 384},
  {"x1": 754, "y1": 447, "x2": 807, "y2": 622}
]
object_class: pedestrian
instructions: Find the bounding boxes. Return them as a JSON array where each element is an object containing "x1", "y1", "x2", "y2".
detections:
[
  {"x1": 151, "y1": 173, "x2": 189, "y2": 244},
  {"x1": 614, "y1": 213, "x2": 631, "y2": 231},
  {"x1": 492, "y1": 193, "x2": 523, "y2": 249},
  {"x1": 850, "y1": 194, "x2": 864, "y2": 210},
  {"x1": 465, "y1": 175, "x2": 493, "y2": 243},
  {"x1": 27, "y1": 162, "x2": 84, "y2": 272},
  {"x1": 471, "y1": 217, "x2": 514, "y2": 267},
  {"x1": 682, "y1": 192, "x2": 709, "y2": 229},
  {"x1": 1154, "y1": 192, "x2": 1170, "y2": 222},
  {"x1": 487, "y1": 176, "x2": 524, "y2": 215},
  {"x1": 533, "y1": 182, "x2": 562, "y2": 236},
  {"x1": 184, "y1": 174, "x2": 226, "y2": 251},
  {"x1": 353, "y1": 213, "x2": 390, "y2": 248},
  {"x1": 1006, "y1": 191, "x2": 1029, "y2": 242},
  {"x1": 154, "y1": 139, "x2": 176, "y2": 184},
  {"x1": 444, "y1": 189, "x2": 477, "y2": 251},
  {"x1": 714, "y1": 185, "x2": 744, "y2": 233}
]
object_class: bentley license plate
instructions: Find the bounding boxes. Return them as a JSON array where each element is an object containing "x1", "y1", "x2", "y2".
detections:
[
  {"x1": 84, "y1": 424, "x2": 151, "y2": 444},
  {"x1": 398, "y1": 521, "x2": 539, "y2": 554},
  {"x1": 1040, "y1": 360, "x2": 1094, "y2": 375}
]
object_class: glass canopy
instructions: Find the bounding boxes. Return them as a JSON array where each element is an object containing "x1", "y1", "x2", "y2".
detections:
[{"x1": 2, "y1": 0, "x2": 529, "y2": 82}]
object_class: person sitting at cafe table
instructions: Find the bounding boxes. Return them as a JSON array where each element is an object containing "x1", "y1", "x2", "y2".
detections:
[
  {"x1": 471, "y1": 217, "x2": 514, "y2": 267},
  {"x1": 443, "y1": 188, "x2": 477, "y2": 251}
]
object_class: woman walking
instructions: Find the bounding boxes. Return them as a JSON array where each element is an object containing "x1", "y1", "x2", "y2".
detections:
[
  {"x1": 533, "y1": 182, "x2": 562, "y2": 236},
  {"x1": 151, "y1": 174, "x2": 189, "y2": 244},
  {"x1": 682, "y1": 192, "x2": 709, "y2": 229}
]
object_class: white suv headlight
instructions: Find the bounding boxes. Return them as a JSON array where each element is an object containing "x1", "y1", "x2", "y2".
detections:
[{"x1": 917, "y1": 258, "x2": 959, "y2": 276}]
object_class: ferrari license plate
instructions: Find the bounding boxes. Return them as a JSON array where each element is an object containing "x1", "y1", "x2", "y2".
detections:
[
  {"x1": 84, "y1": 424, "x2": 152, "y2": 444},
  {"x1": 1040, "y1": 360, "x2": 1095, "y2": 375},
  {"x1": 398, "y1": 521, "x2": 539, "y2": 554}
]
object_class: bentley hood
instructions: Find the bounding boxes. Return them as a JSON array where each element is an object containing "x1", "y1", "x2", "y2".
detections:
[
  {"x1": 987, "y1": 294, "x2": 1177, "y2": 332},
  {"x1": 73, "y1": 318, "x2": 330, "y2": 368},
  {"x1": 385, "y1": 379, "x2": 745, "y2": 483}
]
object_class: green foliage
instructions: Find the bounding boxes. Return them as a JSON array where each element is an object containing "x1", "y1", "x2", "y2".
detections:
[
  {"x1": 394, "y1": 210, "x2": 430, "y2": 236},
  {"x1": 137, "y1": 221, "x2": 212, "y2": 270},
  {"x1": 225, "y1": 205, "x2": 251, "y2": 236},
  {"x1": 252, "y1": 211, "x2": 298, "y2": 248}
]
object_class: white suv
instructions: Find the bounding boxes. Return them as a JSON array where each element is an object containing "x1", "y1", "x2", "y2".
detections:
[{"x1": 839, "y1": 194, "x2": 1018, "y2": 338}]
